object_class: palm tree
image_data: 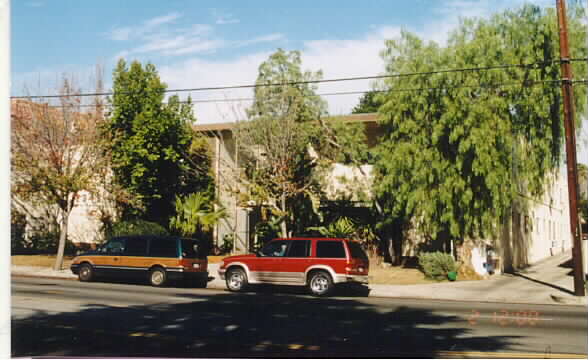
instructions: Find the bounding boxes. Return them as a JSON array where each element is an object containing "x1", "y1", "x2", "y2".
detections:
[
  {"x1": 169, "y1": 192, "x2": 226, "y2": 238},
  {"x1": 308, "y1": 217, "x2": 357, "y2": 238}
]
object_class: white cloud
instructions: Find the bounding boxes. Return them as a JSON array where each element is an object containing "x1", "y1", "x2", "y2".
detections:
[
  {"x1": 109, "y1": 14, "x2": 283, "y2": 59},
  {"x1": 159, "y1": 27, "x2": 401, "y2": 123},
  {"x1": 157, "y1": 0, "x2": 560, "y2": 124},
  {"x1": 160, "y1": 53, "x2": 271, "y2": 124},
  {"x1": 108, "y1": 12, "x2": 182, "y2": 41},
  {"x1": 109, "y1": 14, "x2": 224, "y2": 58},
  {"x1": 212, "y1": 9, "x2": 240, "y2": 25},
  {"x1": 238, "y1": 33, "x2": 285, "y2": 47}
]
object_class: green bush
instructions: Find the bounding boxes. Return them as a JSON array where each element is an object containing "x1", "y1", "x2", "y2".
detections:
[
  {"x1": 107, "y1": 219, "x2": 169, "y2": 239},
  {"x1": 11, "y1": 212, "x2": 27, "y2": 253},
  {"x1": 417, "y1": 251, "x2": 457, "y2": 280}
]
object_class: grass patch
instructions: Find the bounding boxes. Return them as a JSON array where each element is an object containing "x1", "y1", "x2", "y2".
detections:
[{"x1": 12, "y1": 255, "x2": 74, "y2": 268}]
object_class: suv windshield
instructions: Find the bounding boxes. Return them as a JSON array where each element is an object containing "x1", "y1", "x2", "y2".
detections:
[{"x1": 347, "y1": 241, "x2": 368, "y2": 261}]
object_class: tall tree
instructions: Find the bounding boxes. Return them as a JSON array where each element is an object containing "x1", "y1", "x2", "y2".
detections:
[
  {"x1": 352, "y1": 90, "x2": 384, "y2": 114},
  {"x1": 105, "y1": 59, "x2": 211, "y2": 226},
  {"x1": 11, "y1": 74, "x2": 108, "y2": 270},
  {"x1": 374, "y1": 4, "x2": 587, "y2": 249},
  {"x1": 235, "y1": 49, "x2": 327, "y2": 237}
]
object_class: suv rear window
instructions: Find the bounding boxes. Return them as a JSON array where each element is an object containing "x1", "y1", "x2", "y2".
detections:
[
  {"x1": 316, "y1": 240, "x2": 346, "y2": 258},
  {"x1": 347, "y1": 241, "x2": 368, "y2": 260}
]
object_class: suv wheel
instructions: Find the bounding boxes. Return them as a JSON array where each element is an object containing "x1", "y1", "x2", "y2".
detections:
[
  {"x1": 226, "y1": 268, "x2": 248, "y2": 292},
  {"x1": 309, "y1": 271, "x2": 333, "y2": 296},
  {"x1": 78, "y1": 263, "x2": 94, "y2": 282},
  {"x1": 149, "y1": 267, "x2": 167, "y2": 287}
]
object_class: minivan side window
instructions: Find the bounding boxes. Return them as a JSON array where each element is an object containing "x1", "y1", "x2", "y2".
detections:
[
  {"x1": 316, "y1": 240, "x2": 346, "y2": 258},
  {"x1": 286, "y1": 240, "x2": 310, "y2": 257},
  {"x1": 124, "y1": 237, "x2": 148, "y2": 256},
  {"x1": 103, "y1": 239, "x2": 125, "y2": 254},
  {"x1": 149, "y1": 238, "x2": 178, "y2": 258}
]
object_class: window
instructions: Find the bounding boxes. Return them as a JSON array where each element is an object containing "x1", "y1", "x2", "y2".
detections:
[
  {"x1": 260, "y1": 240, "x2": 289, "y2": 257},
  {"x1": 286, "y1": 240, "x2": 310, "y2": 258},
  {"x1": 149, "y1": 238, "x2": 178, "y2": 258},
  {"x1": 102, "y1": 239, "x2": 125, "y2": 254},
  {"x1": 124, "y1": 237, "x2": 148, "y2": 256},
  {"x1": 316, "y1": 240, "x2": 346, "y2": 258},
  {"x1": 181, "y1": 239, "x2": 204, "y2": 259},
  {"x1": 347, "y1": 241, "x2": 368, "y2": 261}
]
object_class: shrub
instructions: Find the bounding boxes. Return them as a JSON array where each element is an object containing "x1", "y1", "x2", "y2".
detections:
[
  {"x1": 417, "y1": 251, "x2": 457, "y2": 281},
  {"x1": 11, "y1": 212, "x2": 27, "y2": 254},
  {"x1": 107, "y1": 219, "x2": 169, "y2": 239}
]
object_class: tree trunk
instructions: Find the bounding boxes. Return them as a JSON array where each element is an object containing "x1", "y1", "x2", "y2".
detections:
[
  {"x1": 387, "y1": 236, "x2": 396, "y2": 264},
  {"x1": 53, "y1": 209, "x2": 70, "y2": 271},
  {"x1": 280, "y1": 194, "x2": 288, "y2": 238}
]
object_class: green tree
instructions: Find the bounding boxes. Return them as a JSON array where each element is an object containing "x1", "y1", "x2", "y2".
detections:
[
  {"x1": 11, "y1": 75, "x2": 108, "y2": 270},
  {"x1": 352, "y1": 90, "x2": 383, "y2": 114},
  {"x1": 309, "y1": 217, "x2": 357, "y2": 238},
  {"x1": 169, "y1": 192, "x2": 226, "y2": 238},
  {"x1": 105, "y1": 59, "x2": 212, "y2": 226},
  {"x1": 374, "y1": 5, "x2": 587, "y2": 250},
  {"x1": 235, "y1": 49, "x2": 327, "y2": 237}
]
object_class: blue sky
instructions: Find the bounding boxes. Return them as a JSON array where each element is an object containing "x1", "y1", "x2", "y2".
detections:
[{"x1": 11, "y1": 0, "x2": 584, "y2": 151}]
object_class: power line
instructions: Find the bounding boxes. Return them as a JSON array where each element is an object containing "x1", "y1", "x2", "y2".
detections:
[
  {"x1": 10, "y1": 58, "x2": 587, "y2": 100},
  {"x1": 35, "y1": 78, "x2": 569, "y2": 109}
]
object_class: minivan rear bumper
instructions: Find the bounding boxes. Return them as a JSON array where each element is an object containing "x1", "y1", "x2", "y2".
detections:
[{"x1": 167, "y1": 269, "x2": 209, "y2": 282}]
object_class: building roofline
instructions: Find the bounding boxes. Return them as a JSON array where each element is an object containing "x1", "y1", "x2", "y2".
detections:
[{"x1": 191, "y1": 113, "x2": 379, "y2": 133}]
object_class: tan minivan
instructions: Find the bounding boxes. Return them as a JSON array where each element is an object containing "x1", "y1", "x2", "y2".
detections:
[{"x1": 70, "y1": 235, "x2": 209, "y2": 287}]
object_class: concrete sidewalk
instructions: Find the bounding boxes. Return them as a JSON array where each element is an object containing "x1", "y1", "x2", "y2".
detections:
[{"x1": 11, "y1": 250, "x2": 587, "y2": 306}]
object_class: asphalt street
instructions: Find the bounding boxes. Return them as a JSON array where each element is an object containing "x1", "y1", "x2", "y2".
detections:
[{"x1": 11, "y1": 276, "x2": 588, "y2": 358}]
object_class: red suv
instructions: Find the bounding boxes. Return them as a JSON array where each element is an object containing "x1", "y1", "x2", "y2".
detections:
[{"x1": 218, "y1": 237, "x2": 369, "y2": 296}]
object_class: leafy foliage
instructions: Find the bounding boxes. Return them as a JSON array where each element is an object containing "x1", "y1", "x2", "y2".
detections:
[
  {"x1": 11, "y1": 73, "x2": 109, "y2": 269},
  {"x1": 374, "y1": 5, "x2": 587, "y2": 245},
  {"x1": 418, "y1": 251, "x2": 458, "y2": 280},
  {"x1": 352, "y1": 90, "x2": 384, "y2": 114},
  {"x1": 235, "y1": 49, "x2": 327, "y2": 237},
  {"x1": 107, "y1": 219, "x2": 169, "y2": 239},
  {"x1": 169, "y1": 192, "x2": 226, "y2": 237},
  {"x1": 309, "y1": 217, "x2": 357, "y2": 238},
  {"x1": 105, "y1": 59, "x2": 212, "y2": 226}
]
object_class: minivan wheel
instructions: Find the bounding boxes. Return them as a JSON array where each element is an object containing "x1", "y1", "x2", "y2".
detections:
[
  {"x1": 78, "y1": 263, "x2": 94, "y2": 282},
  {"x1": 309, "y1": 271, "x2": 333, "y2": 296},
  {"x1": 149, "y1": 267, "x2": 167, "y2": 287},
  {"x1": 226, "y1": 268, "x2": 247, "y2": 292}
]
